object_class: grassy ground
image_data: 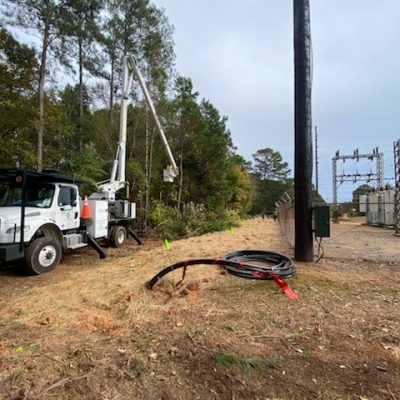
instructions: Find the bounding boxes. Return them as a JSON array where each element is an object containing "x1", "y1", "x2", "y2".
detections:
[
  {"x1": 349, "y1": 216, "x2": 367, "y2": 223},
  {"x1": 0, "y1": 219, "x2": 399, "y2": 400}
]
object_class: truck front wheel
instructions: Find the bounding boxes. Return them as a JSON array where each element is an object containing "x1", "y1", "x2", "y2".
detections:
[{"x1": 25, "y1": 237, "x2": 62, "y2": 275}]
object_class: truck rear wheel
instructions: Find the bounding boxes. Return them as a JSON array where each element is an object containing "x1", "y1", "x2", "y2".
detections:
[
  {"x1": 25, "y1": 237, "x2": 62, "y2": 275},
  {"x1": 109, "y1": 226, "x2": 126, "y2": 248}
]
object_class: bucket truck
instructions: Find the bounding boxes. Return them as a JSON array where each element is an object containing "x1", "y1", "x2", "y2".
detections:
[{"x1": 0, "y1": 56, "x2": 178, "y2": 274}]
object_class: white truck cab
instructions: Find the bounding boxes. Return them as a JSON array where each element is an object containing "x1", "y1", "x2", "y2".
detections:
[{"x1": 0, "y1": 182, "x2": 80, "y2": 244}]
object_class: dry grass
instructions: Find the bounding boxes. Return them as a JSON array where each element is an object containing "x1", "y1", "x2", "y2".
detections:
[{"x1": 0, "y1": 219, "x2": 399, "y2": 400}]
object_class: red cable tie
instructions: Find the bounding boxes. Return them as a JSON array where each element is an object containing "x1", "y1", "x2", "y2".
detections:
[
  {"x1": 213, "y1": 257, "x2": 221, "y2": 265},
  {"x1": 251, "y1": 270, "x2": 271, "y2": 279},
  {"x1": 175, "y1": 260, "x2": 189, "y2": 287}
]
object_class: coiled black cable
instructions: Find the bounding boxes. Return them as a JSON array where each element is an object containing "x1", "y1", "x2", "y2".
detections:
[{"x1": 146, "y1": 250, "x2": 296, "y2": 289}]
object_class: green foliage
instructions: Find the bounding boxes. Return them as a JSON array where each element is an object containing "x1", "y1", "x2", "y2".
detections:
[
  {"x1": 336, "y1": 202, "x2": 358, "y2": 218},
  {"x1": 62, "y1": 0, "x2": 103, "y2": 49},
  {"x1": 0, "y1": 28, "x2": 37, "y2": 168},
  {"x1": 251, "y1": 175, "x2": 293, "y2": 215},
  {"x1": 352, "y1": 184, "x2": 373, "y2": 203},
  {"x1": 61, "y1": 0, "x2": 104, "y2": 143},
  {"x1": 2, "y1": 0, "x2": 76, "y2": 170},
  {"x1": 248, "y1": 148, "x2": 329, "y2": 214},
  {"x1": 63, "y1": 143, "x2": 106, "y2": 191},
  {"x1": 126, "y1": 159, "x2": 146, "y2": 198},
  {"x1": 149, "y1": 201, "x2": 181, "y2": 239},
  {"x1": 103, "y1": 0, "x2": 174, "y2": 101},
  {"x1": 250, "y1": 148, "x2": 292, "y2": 215},
  {"x1": 0, "y1": 28, "x2": 37, "y2": 92},
  {"x1": 166, "y1": 78, "x2": 242, "y2": 215},
  {"x1": 252, "y1": 147, "x2": 290, "y2": 181},
  {"x1": 226, "y1": 155, "x2": 253, "y2": 216},
  {"x1": 58, "y1": 84, "x2": 96, "y2": 146},
  {"x1": 149, "y1": 202, "x2": 240, "y2": 240}
]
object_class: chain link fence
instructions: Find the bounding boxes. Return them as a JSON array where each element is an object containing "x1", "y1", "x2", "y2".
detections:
[
  {"x1": 277, "y1": 200, "x2": 400, "y2": 263},
  {"x1": 277, "y1": 200, "x2": 294, "y2": 248}
]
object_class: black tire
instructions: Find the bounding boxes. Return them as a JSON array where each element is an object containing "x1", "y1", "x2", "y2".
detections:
[
  {"x1": 109, "y1": 225, "x2": 126, "y2": 248},
  {"x1": 24, "y1": 237, "x2": 62, "y2": 275}
]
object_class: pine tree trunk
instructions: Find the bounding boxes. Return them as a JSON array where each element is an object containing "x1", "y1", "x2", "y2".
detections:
[
  {"x1": 79, "y1": 36, "x2": 84, "y2": 152},
  {"x1": 37, "y1": 21, "x2": 50, "y2": 172},
  {"x1": 177, "y1": 141, "x2": 184, "y2": 210}
]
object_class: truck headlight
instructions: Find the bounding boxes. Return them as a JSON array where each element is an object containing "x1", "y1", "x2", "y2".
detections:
[{"x1": 5, "y1": 225, "x2": 30, "y2": 234}]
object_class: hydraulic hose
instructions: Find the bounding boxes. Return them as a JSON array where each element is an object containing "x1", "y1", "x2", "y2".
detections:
[{"x1": 146, "y1": 250, "x2": 298, "y2": 299}]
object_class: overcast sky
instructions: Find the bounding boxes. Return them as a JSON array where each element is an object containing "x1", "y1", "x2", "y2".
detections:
[{"x1": 152, "y1": 0, "x2": 400, "y2": 202}]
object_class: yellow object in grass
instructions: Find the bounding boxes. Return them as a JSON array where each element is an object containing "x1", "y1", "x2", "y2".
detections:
[{"x1": 164, "y1": 239, "x2": 170, "y2": 250}]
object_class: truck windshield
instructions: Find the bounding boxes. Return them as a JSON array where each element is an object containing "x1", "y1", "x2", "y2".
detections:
[{"x1": 0, "y1": 184, "x2": 55, "y2": 208}]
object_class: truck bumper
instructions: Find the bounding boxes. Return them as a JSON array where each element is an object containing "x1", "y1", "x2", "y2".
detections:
[{"x1": 0, "y1": 243, "x2": 24, "y2": 264}]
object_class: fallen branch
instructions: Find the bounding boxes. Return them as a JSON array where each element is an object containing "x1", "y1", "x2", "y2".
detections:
[{"x1": 43, "y1": 370, "x2": 95, "y2": 394}]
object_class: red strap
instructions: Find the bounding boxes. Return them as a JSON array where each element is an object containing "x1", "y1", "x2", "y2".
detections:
[
  {"x1": 213, "y1": 257, "x2": 221, "y2": 265},
  {"x1": 250, "y1": 270, "x2": 298, "y2": 300},
  {"x1": 176, "y1": 260, "x2": 189, "y2": 287},
  {"x1": 270, "y1": 271, "x2": 298, "y2": 300}
]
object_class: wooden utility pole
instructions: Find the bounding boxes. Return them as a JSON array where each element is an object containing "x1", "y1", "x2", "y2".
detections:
[{"x1": 293, "y1": 0, "x2": 314, "y2": 261}]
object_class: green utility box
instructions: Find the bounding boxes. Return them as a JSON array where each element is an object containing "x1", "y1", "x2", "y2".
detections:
[{"x1": 314, "y1": 206, "x2": 330, "y2": 238}]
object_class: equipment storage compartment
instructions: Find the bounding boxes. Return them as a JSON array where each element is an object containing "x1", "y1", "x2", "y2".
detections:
[
  {"x1": 87, "y1": 200, "x2": 108, "y2": 238},
  {"x1": 109, "y1": 200, "x2": 136, "y2": 219}
]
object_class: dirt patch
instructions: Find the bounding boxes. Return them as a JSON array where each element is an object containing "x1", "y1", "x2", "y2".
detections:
[
  {"x1": 0, "y1": 219, "x2": 399, "y2": 399},
  {"x1": 322, "y1": 221, "x2": 400, "y2": 263}
]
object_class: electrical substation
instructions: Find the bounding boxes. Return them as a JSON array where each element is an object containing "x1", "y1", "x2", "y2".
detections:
[{"x1": 332, "y1": 141, "x2": 400, "y2": 230}]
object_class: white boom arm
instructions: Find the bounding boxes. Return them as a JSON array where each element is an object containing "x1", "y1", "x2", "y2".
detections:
[
  {"x1": 127, "y1": 57, "x2": 179, "y2": 180},
  {"x1": 97, "y1": 56, "x2": 179, "y2": 201}
]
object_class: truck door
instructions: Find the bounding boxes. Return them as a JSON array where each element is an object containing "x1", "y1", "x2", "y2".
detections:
[{"x1": 56, "y1": 186, "x2": 80, "y2": 230}]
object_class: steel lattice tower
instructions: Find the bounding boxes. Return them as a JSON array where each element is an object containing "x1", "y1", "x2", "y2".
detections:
[{"x1": 332, "y1": 147, "x2": 384, "y2": 209}]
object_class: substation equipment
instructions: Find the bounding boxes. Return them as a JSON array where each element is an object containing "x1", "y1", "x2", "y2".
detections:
[
  {"x1": 332, "y1": 147, "x2": 384, "y2": 210},
  {"x1": 360, "y1": 140, "x2": 400, "y2": 229}
]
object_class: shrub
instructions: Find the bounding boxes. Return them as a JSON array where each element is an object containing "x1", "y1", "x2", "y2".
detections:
[
  {"x1": 149, "y1": 201, "x2": 182, "y2": 239},
  {"x1": 148, "y1": 201, "x2": 240, "y2": 240}
]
